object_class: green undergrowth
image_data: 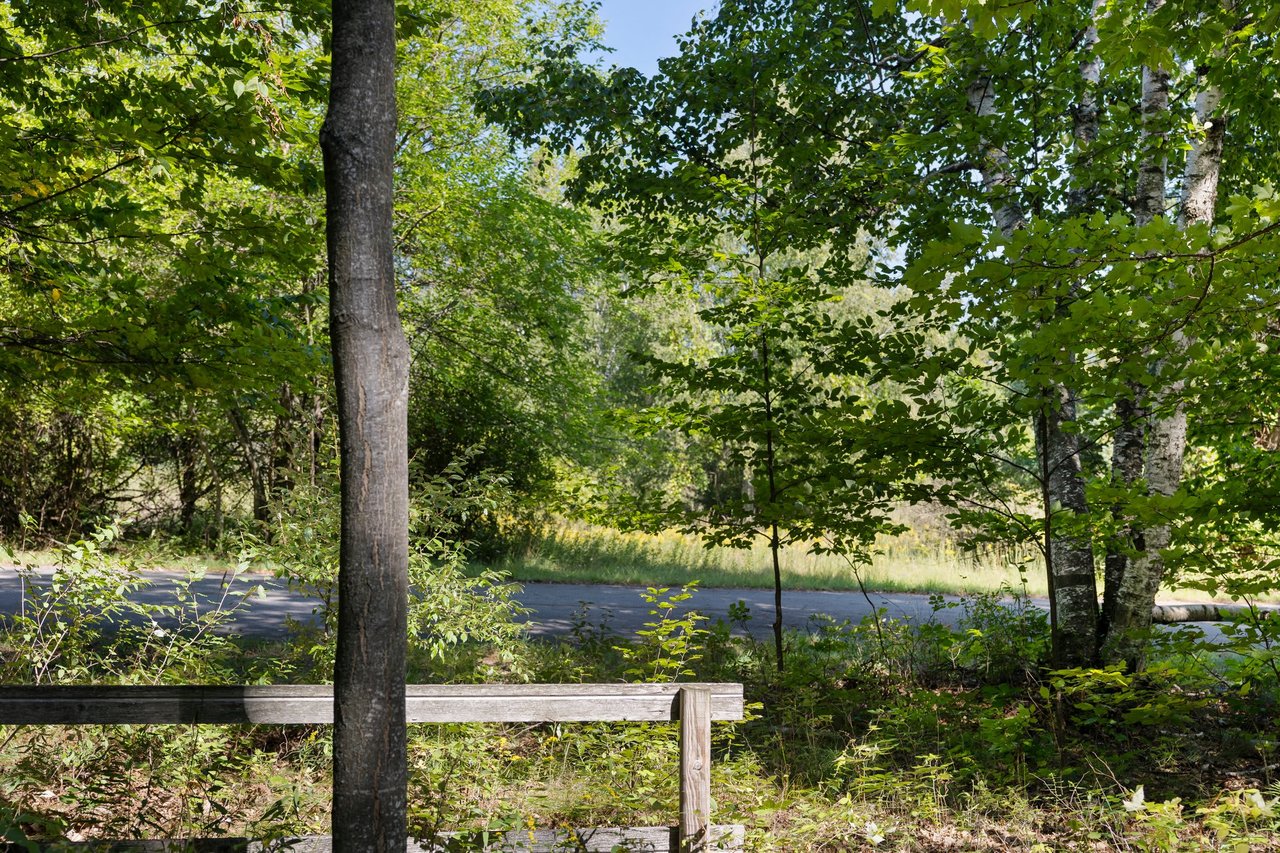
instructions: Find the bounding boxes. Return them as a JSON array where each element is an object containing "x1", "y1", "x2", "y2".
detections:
[{"x1": 3, "y1": 538, "x2": 1280, "y2": 852}]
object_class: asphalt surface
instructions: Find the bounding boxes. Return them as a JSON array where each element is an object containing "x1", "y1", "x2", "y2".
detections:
[
  {"x1": 0, "y1": 565, "x2": 1242, "y2": 644},
  {"x1": 513, "y1": 581, "x2": 980, "y2": 640},
  {"x1": 0, "y1": 566, "x2": 974, "y2": 639}
]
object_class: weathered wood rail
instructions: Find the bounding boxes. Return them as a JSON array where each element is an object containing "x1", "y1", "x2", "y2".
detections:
[{"x1": 0, "y1": 683, "x2": 745, "y2": 852}]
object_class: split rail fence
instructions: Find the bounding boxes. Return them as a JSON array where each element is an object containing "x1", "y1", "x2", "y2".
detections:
[{"x1": 0, "y1": 683, "x2": 745, "y2": 852}]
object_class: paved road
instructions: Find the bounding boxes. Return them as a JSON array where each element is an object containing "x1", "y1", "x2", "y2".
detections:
[
  {"x1": 513, "y1": 581, "x2": 980, "y2": 640},
  {"x1": 0, "y1": 566, "x2": 1243, "y2": 644},
  {"x1": 0, "y1": 566, "x2": 1005, "y2": 639},
  {"x1": 0, "y1": 567, "x2": 317, "y2": 638}
]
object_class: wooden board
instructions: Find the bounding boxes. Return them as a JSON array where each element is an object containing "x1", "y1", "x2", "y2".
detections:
[
  {"x1": 43, "y1": 826, "x2": 746, "y2": 852},
  {"x1": 0, "y1": 683, "x2": 745, "y2": 725}
]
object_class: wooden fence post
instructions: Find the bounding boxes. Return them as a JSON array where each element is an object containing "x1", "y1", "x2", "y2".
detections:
[{"x1": 679, "y1": 685, "x2": 712, "y2": 852}]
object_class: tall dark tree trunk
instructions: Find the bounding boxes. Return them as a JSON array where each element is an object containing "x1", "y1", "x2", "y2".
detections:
[{"x1": 323, "y1": 0, "x2": 409, "y2": 850}]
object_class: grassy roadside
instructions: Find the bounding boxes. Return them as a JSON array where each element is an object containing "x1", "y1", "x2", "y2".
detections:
[
  {"x1": 487, "y1": 522, "x2": 1044, "y2": 594},
  {"x1": 484, "y1": 518, "x2": 1280, "y2": 604},
  {"x1": 3, "y1": 523, "x2": 1279, "y2": 850},
  {"x1": 4, "y1": 590, "x2": 1279, "y2": 851},
  {"x1": 5, "y1": 519, "x2": 1031, "y2": 594},
  {"x1": 7, "y1": 517, "x2": 1274, "y2": 604}
]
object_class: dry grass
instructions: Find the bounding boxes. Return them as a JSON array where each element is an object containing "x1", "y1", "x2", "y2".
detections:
[
  {"x1": 490, "y1": 515, "x2": 1280, "y2": 603},
  {"x1": 490, "y1": 516, "x2": 1048, "y2": 596}
]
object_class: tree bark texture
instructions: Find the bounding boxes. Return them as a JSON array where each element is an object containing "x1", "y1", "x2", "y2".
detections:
[
  {"x1": 1036, "y1": 389, "x2": 1099, "y2": 666},
  {"x1": 1132, "y1": 0, "x2": 1170, "y2": 228},
  {"x1": 1072, "y1": 2, "x2": 1101, "y2": 146},
  {"x1": 1105, "y1": 82, "x2": 1225, "y2": 668},
  {"x1": 322, "y1": 0, "x2": 410, "y2": 850},
  {"x1": 969, "y1": 71, "x2": 1097, "y2": 665},
  {"x1": 1178, "y1": 87, "x2": 1226, "y2": 229},
  {"x1": 1102, "y1": 395, "x2": 1146, "y2": 637},
  {"x1": 1107, "y1": 364, "x2": 1187, "y2": 668},
  {"x1": 965, "y1": 75, "x2": 1027, "y2": 235},
  {"x1": 1067, "y1": 0, "x2": 1135, "y2": 645},
  {"x1": 1100, "y1": 0, "x2": 1173, "y2": 662},
  {"x1": 1066, "y1": 0, "x2": 1103, "y2": 211}
]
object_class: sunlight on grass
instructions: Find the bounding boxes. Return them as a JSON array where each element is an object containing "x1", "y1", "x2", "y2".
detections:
[
  {"x1": 489, "y1": 518, "x2": 1049, "y2": 596},
  {"x1": 5, "y1": 519, "x2": 1270, "y2": 604},
  {"x1": 488, "y1": 518, "x2": 1280, "y2": 603}
]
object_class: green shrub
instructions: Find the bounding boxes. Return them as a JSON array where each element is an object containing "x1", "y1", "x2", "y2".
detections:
[
  {"x1": 264, "y1": 458, "x2": 528, "y2": 680},
  {"x1": 1, "y1": 523, "x2": 261, "y2": 685}
]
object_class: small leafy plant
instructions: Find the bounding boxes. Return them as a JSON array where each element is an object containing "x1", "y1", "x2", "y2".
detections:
[{"x1": 614, "y1": 583, "x2": 708, "y2": 682}]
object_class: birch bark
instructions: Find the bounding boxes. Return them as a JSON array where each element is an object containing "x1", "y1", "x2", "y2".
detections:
[
  {"x1": 1102, "y1": 0, "x2": 1169, "y2": 644},
  {"x1": 967, "y1": 72, "x2": 1098, "y2": 666},
  {"x1": 1106, "y1": 82, "x2": 1226, "y2": 668}
]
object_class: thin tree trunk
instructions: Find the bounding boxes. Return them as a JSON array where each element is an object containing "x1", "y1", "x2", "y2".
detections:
[
  {"x1": 323, "y1": 0, "x2": 410, "y2": 850},
  {"x1": 177, "y1": 430, "x2": 199, "y2": 531},
  {"x1": 760, "y1": 332, "x2": 784, "y2": 672},
  {"x1": 269, "y1": 383, "x2": 298, "y2": 504},
  {"x1": 769, "y1": 521, "x2": 783, "y2": 671},
  {"x1": 1100, "y1": 1, "x2": 1170, "y2": 654},
  {"x1": 1106, "y1": 83, "x2": 1225, "y2": 668},
  {"x1": 199, "y1": 432, "x2": 223, "y2": 544},
  {"x1": 968, "y1": 72, "x2": 1098, "y2": 665},
  {"x1": 228, "y1": 406, "x2": 270, "y2": 526}
]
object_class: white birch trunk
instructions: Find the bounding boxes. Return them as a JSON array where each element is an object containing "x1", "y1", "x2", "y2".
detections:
[
  {"x1": 1107, "y1": 82, "x2": 1226, "y2": 669},
  {"x1": 1102, "y1": 2, "x2": 1169, "y2": 643},
  {"x1": 966, "y1": 75, "x2": 1027, "y2": 235},
  {"x1": 969, "y1": 70, "x2": 1097, "y2": 665},
  {"x1": 1072, "y1": 0, "x2": 1103, "y2": 147},
  {"x1": 1132, "y1": 0, "x2": 1170, "y2": 228},
  {"x1": 1100, "y1": 0, "x2": 1174, "y2": 659},
  {"x1": 1066, "y1": 0, "x2": 1141, "y2": 644},
  {"x1": 1178, "y1": 87, "x2": 1226, "y2": 229}
]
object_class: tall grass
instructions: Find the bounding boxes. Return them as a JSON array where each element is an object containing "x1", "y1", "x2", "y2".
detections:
[
  {"x1": 487, "y1": 518, "x2": 1049, "y2": 596},
  {"x1": 489, "y1": 518, "x2": 1280, "y2": 602}
]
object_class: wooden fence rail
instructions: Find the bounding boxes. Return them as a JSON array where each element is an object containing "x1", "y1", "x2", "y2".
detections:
[{"x1": 0, "y1": 683, "x2": 745, "y2": 852}]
